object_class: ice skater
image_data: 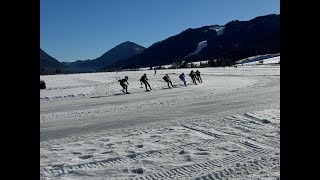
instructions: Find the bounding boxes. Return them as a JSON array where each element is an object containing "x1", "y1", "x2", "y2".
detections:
[
  {"x1": 189, "y1": 70, "x2": 197, "y2": 85},
  {"x1": 140, "y1": 73, "x2": 152, "y2": 91},
  {"x1": 163, "y1": 74, "x2": 174, "y2": 88},
  {"x1": 118, "y1": 76, "x2": 129, "y2": 94},
  {"x1": 195, "y1": 70, "x2": 202, "y2": 83},
  {"x1": 179, "y1": 72, "x2": 187, "y2": 86}
]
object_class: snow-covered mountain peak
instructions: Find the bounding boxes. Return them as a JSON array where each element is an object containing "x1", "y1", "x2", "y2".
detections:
[{"x1": 209, "y1": 25, "x2": 225, "y2": 36}]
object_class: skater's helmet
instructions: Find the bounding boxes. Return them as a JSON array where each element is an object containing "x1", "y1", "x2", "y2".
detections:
[
  {"x1": 125, "y1": 76, "x2": 128, "y2": 79},
  {"x1": 144, "y1": 73, "x2": 146, "y2": 76},
  {"x1": 181, "y1": 73, "x2": 184, "y2": 75}
]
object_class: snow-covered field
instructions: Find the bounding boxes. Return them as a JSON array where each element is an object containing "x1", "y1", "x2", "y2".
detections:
[
  {"x1": 235, "y1": 54, "x2": 280, "y2": 65},
  {"x1": 40, "y1": 57, "x2": 280, "y2": 180},
  {"x1": 242, "y1": 56, "x2": 280, "y2": 65}
]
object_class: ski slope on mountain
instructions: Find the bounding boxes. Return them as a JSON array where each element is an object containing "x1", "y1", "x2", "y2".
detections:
[
  {"x1": 40, "y1": 57, "x2": 280, "y2": 180},
  {"x1": 186, "y1": 40, "x2": 208, "y2": 57}
]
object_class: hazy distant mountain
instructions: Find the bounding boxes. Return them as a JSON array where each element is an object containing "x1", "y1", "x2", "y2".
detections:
[
  {"x1": 64, "y1": 41, "x2": 146, "y2": 73},
  {"x1": 105, "y1": 14, "x2": 280, "y2": 69},
  {"x1": 40, "y1": 49, "x2": 65, "y2": 75}
]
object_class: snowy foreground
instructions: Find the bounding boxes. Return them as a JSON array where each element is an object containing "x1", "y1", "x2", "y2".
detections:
[{"x1": 40, "y1": 58, "x2": 280, "y2": 180}]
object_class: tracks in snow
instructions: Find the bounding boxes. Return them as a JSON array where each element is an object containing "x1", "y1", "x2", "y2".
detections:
[
  {"x1": 41, "y1": 108, "x2": 280, "y2": 179},
  {"x1": 42, "y1": 138, "x2": 223, "y2": 177},
  {"x1": 127, "y1": 148, "x2": 275, "y2": 180}
]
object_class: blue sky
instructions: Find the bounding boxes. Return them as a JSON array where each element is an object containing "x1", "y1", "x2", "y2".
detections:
[{"x1": 40, "y1": 0, "x2": 280, "y2": 62}]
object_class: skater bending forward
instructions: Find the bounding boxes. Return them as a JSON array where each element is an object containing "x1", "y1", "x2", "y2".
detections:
[
  {"x1": 140, "y1": 73, "x2": 152, "y2": 91},
  {"x1": 118, "y1": 76, "x2": 129, "y2": 93},
  {"x1": 179, "y1": 73, "x2": 187, "y2": 86},
  {"x1": 163, "y1": 74, "x2": 174, "y2": 88}
]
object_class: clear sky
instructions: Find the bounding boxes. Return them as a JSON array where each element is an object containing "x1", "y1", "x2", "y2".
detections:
[{"x1": 40, "y1": 0, "x2": 280, "y2": 62}]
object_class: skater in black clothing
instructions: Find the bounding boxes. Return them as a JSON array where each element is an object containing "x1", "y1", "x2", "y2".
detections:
[
  {"x1": 118, "y1": 76, "x2": 129, "y2": 93},
  {"x1": 163, "y1": 74, "x2": 174, "y2": 88},
  {"x1": 189, "y1": 70, "x2": 197, "y2": 85},
  {"x1": 140, "y1": 73, "x2": 152, "y2": 91},
  {"x1": 195, "y1": 70, "x2": 202, "y2": 83}
]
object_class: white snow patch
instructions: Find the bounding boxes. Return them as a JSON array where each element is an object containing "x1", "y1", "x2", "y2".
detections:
[
  {"x1": 210, "y1": 25, "x2": 225, "y2": 36},
  {"x1": 186, "y1": 40, "x2": 208, "y2": 57}
]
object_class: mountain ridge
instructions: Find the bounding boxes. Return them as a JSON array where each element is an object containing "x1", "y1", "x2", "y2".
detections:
[
  {"x1": 104, "y1": 14, "x2": 279, "y2": 69},
  {"x1": 64, "y1": 41, "x2": 146, "y2": 73},
  {"x1": 40, "y1": 49, "x2": 66, "y2": 75}
]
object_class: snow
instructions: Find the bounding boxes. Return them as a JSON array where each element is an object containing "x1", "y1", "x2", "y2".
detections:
[
  {"x1": 188, "y1": 60, "x2": 209, "y2": 67},
  {"x1": 209, "y1": 25, "x2": 225, "y2": 36},
  {"x1": 186, "y1": 40, "x2": 208, "y2": 57},
  {"x1": 41, "y1": 56, "x2": 280, "y2": 179},
  {"x1": 235, "y1": 54, "x2": 280, "y2": 65},
  {"x1": 242, "y1": 56, "x2": 280, "y2": 65},
  {"x1": 139, "y1": 67, "x2": 150, "y2": 71},
  {"x1": 161, "y1": 64, "x2": 174, "y2": 69},
  {"x1": 216, "y1": 26, "x2": 225, "y2": 36},
  {"x1": 183, "y1": 25, "x2": 225, "y2": 58}
]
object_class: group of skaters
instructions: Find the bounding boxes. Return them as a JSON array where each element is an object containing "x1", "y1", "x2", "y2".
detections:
[
  {"x1": 118, "y1": 70, "x2": 202, "y2": 94},
  {"x1": 179, "y1": 70, "x2": 202, "y2": 86}
]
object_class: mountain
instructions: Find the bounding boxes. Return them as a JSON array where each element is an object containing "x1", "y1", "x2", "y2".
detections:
[
  {"x1": 40, "y1": 49, "x2": 65, "y2": 75},
  {"x1": 105, "y1": 14, "x2": 280, "y2": 69},
  {"x1": 195, "y1": 14, "x2": 280, "y2": 62},
  {"x1": 103, "y1": 26, "x2": 218, "y2": 69},
  {"x1": 64, "y1": 41, "x2": 146, "y2": 73}
]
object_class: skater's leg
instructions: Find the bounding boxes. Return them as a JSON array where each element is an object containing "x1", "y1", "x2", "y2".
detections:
[
  {"x1": 143, "y1": 82, "x2": 148, "y2": 91},
  {"x1": 147, "y1": 82, "x2": 152, "y2": 90},
  {"x1": 169, "y1": 81, "x2": 174, "y2": 87},
  {"x1": 167, "y1": 81, "x2": 170, "y2": 88},
  {"x1": 196, "y1": 77, "x2": 201, "y2": 83},
  {"x1": 121, "y1": 84, "x2": 125, "y2": 93}
]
